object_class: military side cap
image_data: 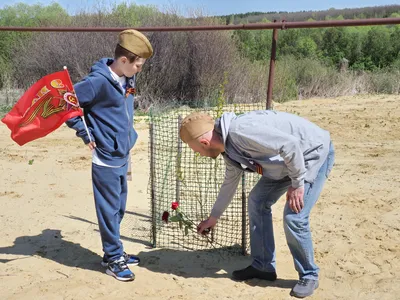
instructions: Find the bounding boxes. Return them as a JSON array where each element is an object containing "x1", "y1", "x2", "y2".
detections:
[
  {"x1": 118, "y1": 29, "x2": 153, "y2": 58},
  {"x1": 179, "y1": 112, "x2": 215, "y2": 143}
]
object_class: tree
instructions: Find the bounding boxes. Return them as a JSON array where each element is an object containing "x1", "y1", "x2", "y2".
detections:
[
  {"x1": 297, "y1": 36, "x2": 318, "y2": 58},
  {"x1": 390, "y1": 26, "x2": 400, "y2": 63},
  {"x1": 363, "y1": 26, "x2": 392, "y2": 69},
  {"x1": 321, "y1": 28, "x2": 353, "y2": 66},
  {"x1": 0, "y1": 3, "x2": 69, "y2": 88}
]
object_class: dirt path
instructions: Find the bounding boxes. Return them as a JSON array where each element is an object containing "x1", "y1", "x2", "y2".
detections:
[{"x1": 0, "y1": 95, "x2": 399, "y2": 300}]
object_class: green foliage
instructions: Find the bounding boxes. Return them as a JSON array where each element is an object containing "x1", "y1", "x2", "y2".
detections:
[
  {"x1": 165, "y1": 205, "x2": 195, "y2": 236},
  {"x1": 234, "y1": 22, "x2": 400, "y2": 71},
  {"x1": 233, "y1": 29, "x2": 272, "y2": 62},
  {"x1": 363, "y1": 27, "x2": 392, "y2": 68},
  {"x1": 296, "y1": 36, "x2": 319, "y2": 58},
  {"x1": 321, "y1": 28, "x2": 351, "y2": 65},
  {"x1": 273, "y1": 58, "x2": 298, "y2": 102}
]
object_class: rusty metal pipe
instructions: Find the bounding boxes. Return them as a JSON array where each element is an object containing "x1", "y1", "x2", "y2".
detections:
[
  {"x1": 267, "y1": 27, "x2": 279, "y2": 110},
  {"x1": 0, "y1": 17, "x2": 399, "y2": 32}
]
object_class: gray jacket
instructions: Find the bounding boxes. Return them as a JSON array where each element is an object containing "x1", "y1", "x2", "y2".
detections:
[{"x1": 210, "y1": 110, "x2": 331, "y2": 219}]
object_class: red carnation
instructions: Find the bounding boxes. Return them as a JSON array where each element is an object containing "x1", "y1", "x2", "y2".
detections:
[
  {"x1": 162, "y1": 211, "x2": 169, "y2": 223},
  {"x1": 171, "y1": 202, "x2": 179, "y2": 210}
]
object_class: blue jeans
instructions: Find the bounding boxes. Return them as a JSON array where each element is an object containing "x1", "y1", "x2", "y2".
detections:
[
  {"x1": 92, "y1": 162, "x2": 129, "y2": 262},
  {"x1": 248, "y1": 143, "x2": 335, "y2": 280}
]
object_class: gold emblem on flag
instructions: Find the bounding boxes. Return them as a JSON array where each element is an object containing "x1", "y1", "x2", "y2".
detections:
[{"x1": 63, "y1": 92, "x2": 79, "y2": 107}]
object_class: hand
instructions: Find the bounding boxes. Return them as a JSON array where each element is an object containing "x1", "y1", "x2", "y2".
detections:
[
  {"x1": 286, "y1": 186, "x2": 304, "y2": 214},
  {"x1": 197, "y1": 216, "x2": 218, "y2": 235},
  {"x1": 87, "y1": 141, "x2": 96, "y2": 151}
]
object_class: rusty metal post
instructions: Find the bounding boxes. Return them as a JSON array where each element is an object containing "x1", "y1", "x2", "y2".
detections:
[
  {"x1": 241, "y1": 173, "x2": 247, "y2": 255},
  {"x1": 150, "y1": 122, "x2": 157, "y2": 247},
  {"x1": 176, "y1": 116, "x2": 182, "y2": 203},
  {"x1": 266, "y1": 22, "x2": 279, "y2": 110}
]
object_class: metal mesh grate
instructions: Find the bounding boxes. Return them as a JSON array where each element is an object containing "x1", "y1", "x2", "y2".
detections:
[{"x1": 149, "y1": 103, "x2": 264, "y2": 255}]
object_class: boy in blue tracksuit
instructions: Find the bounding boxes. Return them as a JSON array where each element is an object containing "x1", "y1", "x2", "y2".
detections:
[{"x1": 66, "y1": 29, "x2": 153, "y2": 281}]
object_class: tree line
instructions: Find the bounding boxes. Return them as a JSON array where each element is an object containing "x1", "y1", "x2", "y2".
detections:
[
  {"x1": 233, "y1": 22, "x2": 400, "y2": 71},
  {"x1": 218, "y1": 5, "x2": 400, "y2": 23}
]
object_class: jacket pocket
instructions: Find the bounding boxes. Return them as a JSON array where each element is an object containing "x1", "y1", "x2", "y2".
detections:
[{"x1": 112, "y1": 131, "x2": 129, "y2": 157}]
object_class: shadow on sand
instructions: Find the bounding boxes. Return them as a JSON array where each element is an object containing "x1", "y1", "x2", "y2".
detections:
[
  {"x1": 136, "y1": 247, "x2": 297, "y2": 289},
  {"x1": 0, "y1": 229, "x2": 102, "y2": 272}
]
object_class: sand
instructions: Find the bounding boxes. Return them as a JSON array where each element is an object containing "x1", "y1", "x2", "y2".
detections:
[{"x1": 0, "y1": 94, "x2": 399, "y2": 300}]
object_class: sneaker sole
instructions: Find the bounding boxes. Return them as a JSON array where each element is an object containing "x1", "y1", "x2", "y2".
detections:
[
  {"x1": 105, "y1": 269, "x2": 135, "y2": 281},
  {"x1": 101, "y1": 261, "x2": 139, "y2": 267},
  {"x1": 290, "y1": 282, "x2": 319, "y2": 298},
  {"x1": 231, "y1": 276, "x2": 277, "y2": 282}
]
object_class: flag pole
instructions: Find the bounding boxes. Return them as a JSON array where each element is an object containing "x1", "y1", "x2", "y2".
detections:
[{"x1": 63, "y1": 66, "x2": 92, "y2": 143}]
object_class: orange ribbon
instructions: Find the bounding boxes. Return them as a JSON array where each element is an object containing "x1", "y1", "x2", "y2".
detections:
[{"x1": 125, "y1": 87, "x2": 136, "y2": 98}]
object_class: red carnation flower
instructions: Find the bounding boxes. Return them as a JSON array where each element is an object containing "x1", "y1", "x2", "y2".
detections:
[
  {"x1": 162, "y1": 211, "x2": 169, "y2": 223},
  {"x1": 171, "y1": 202, "x2": 179, "y2": 210}
]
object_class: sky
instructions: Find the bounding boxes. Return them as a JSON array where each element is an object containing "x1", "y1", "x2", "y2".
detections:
[{"x1": 0, "y1": 0, "x2": 399, "y2": 15}]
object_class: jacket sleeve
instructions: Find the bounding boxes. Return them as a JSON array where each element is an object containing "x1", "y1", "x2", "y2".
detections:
[
  {"x1": 231, "y1": 124, "x2": 306, "y2": 188},
  {"x1": 210, "y1": 157, "x2": 243, "y2": 219},
  {"x1": 65, "y1": 77, "x2": 96, "y2": 144}
]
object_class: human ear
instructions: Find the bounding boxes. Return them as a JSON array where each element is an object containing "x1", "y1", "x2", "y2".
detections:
[
  {"x1": 120, "y1": 56, "x2": 128, "y2": 64},
  {"x1": 199, "y1": 138, "x2": 210, "y2": 147}
]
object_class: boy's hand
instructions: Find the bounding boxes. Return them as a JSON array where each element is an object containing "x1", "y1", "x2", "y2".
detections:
[{"x1": 87, "y1": 141, "x2": 96, "y2": 151}]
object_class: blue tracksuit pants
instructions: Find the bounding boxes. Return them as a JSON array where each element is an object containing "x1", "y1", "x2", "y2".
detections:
[{"x1": 92, "y1": 162, "x2": 128, "y2": 262}]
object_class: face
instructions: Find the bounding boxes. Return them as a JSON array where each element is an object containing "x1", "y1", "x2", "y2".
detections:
[
  {"x1": 188, "y1": 139, "x2": 221, "y2": 159},
  {"x1": 121, "y1": 57, "x2": 146, "y2": 77}
]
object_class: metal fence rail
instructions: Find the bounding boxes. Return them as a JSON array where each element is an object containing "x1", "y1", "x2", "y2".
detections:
[{"x1": 1, "y1": 17, "x2": 400, "y2": 32}]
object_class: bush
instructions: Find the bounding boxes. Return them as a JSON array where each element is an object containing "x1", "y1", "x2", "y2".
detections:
[{"x1": 369, "y1": 70, "x2": 400, "y2": 94}]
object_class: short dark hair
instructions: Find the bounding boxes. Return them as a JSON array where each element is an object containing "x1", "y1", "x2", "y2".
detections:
[{"x1": 114, "y1": 44, "x2": 139, "y2": 63}]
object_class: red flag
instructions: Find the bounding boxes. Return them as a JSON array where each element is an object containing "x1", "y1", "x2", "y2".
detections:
[{"x1": 1, "y1": 69, "x2": 83, "y2": 146}]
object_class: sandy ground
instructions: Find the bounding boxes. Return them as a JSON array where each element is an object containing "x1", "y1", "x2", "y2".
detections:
[{"x1": 0, "y1": 94, "x2": 399, "y2": 300}]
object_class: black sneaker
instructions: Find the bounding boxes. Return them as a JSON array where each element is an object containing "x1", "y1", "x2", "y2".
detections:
[
  {"x1": 290, "y1": 279, "x2": 319, "y2": 298},
  {"x1": 232, "y1": 265, "x2": 277, "y2": 281},
  {"x1": 101, "y1": 252, "x2": 140, "y2": 267},
  {"x1": 105, "y1": 257, "x2": 135, "y2": 282}
]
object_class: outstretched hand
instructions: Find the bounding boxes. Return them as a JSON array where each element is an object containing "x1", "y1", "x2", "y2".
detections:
[
  {"x1": 286, "y1": 186, "x2": 304, "y2": 214},
  {"x1": 197, "y1": 216, "x2": 218, "y2": 235}
]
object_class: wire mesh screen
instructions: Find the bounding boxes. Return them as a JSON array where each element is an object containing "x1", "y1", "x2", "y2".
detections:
[{"x1": 149, "y1": 102, "x2": 265, "y2": 255}]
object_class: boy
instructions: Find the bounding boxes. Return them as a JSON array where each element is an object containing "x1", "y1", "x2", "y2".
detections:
[{"x1": 66, "y1": 29, "x2": 153, "y2": 281}]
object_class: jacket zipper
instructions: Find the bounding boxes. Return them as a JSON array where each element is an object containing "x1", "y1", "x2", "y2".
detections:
[
  {"x1": 124, "y1": 95, "x2": 131, "y2": 147},
  {"x1": 125, "y1": 75, "x2": 135, "y2": 148}
]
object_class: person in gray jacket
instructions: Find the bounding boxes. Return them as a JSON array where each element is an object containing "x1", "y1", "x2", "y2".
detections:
[{"x1": 179, "y1": 110, "x2": 335, "y2": 298}]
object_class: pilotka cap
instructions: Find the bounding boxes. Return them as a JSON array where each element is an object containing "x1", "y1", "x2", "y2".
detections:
[
  {"x1": 118, "y1": 29, "x2": 153, "y2": 58},
  {"x1": 179, "y1": 112, "x2": 215, "y2": 143}
]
